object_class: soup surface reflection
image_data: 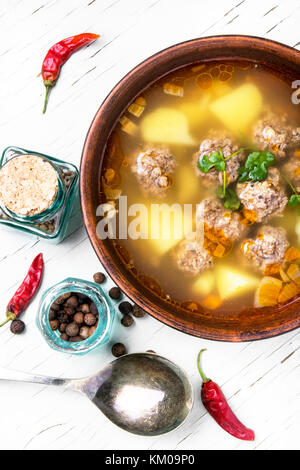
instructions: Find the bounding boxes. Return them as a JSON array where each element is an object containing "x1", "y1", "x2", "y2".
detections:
[{"x1": 101, "y1": 61, "x2": 300, "y2": 314}]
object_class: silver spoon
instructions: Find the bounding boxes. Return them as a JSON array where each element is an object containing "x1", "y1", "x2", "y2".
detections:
[{"x1": 0, "y1": 353, "x2": 193, "y2": 436}]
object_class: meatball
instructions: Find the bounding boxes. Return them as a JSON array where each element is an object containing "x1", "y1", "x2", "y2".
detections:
[
  {"x1": 236, "y1": 168, "x2": 288, "y2": 223},
  {"x1": 196, "y1": 197, "x2": 248, "y2": 241},
  {"x1": 252, "y1": 112, "x2": 300, "y2": 160},
  {"x1": 175, "y1": 237, "x2": 213, "y2": 275},
  {"x1": 241, "y1": 225, "x2": 289, "y2": 273},
  {"x1": 282, "y1": 152, "x2": 300, "y2": 192},
  {"x1": 193, "y1": 132, "x2": 245, "y2": 186},
  {"x1": 132, "y1": 147, "x2": 176, "y2": 195}
]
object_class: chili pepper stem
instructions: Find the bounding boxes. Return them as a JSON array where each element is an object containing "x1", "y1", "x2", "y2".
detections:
[
  {"x1": 197, "y1": 349, "x2": 210, "y2": 383},
  {"x1": 0, "y1": 312, "x2": 16, "y2": 328},
  {"x1": 42, "y1": 85, "x2": 51, "y2": 114}
]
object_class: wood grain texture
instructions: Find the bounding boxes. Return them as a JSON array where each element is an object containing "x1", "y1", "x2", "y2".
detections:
[{"x1": 0, "y1": 0, "x2": 299, "y2": 451}]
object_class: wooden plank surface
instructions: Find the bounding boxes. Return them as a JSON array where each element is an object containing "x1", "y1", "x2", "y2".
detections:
[{"x1": 0, "y1": 0, "x2": 299, "y2": 450}]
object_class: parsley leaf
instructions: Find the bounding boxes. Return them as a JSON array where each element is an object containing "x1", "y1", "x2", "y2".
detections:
[
  {"x1": 197, "y1": 148, "x2": 225, "y2": 173},
  {"x1": 197, "y1": 146, "x2": 245, "y2": 211},
  {"x1": 279, "y1": 172, "x2": 300, "y2": 215},
  {"x1": 238, "y1": 151, "x2": 275, "y2": 182},
  {"x1": 288, "y1": 194, "x2": 300, "y2": 207},
  {"x1": 216, "y1": 187, "x2": 241, "y2": 211}
]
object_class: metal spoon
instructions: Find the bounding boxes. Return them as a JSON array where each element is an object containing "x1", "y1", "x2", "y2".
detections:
[{"x1": 0, "y1": 353, "x2": 193, "y2": 436}]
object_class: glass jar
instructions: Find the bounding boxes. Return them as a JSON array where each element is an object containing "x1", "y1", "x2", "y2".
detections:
[
  {"x1": 37, "y1": 278, "x2": 115, "y2": 355},
  {"x1": 0, "y1": 146, "x2": 80, "y2": 243}
]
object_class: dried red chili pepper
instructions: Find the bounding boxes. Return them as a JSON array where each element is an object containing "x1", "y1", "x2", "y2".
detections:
[
  {"x1": 0, "y1": 254, "x2": 44, "y2": 327},
  {"x1": 197, "y1": 349, "x2": 255, "y2": 441},
  {"x1": 41, "y1": 33, "x2": 100, "y2": 113}
]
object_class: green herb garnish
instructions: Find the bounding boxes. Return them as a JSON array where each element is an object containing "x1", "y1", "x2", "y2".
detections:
[
  {"x1": 198, "y1": 147, "x2": 248, "y2": 175},
  {"x1": 198, "y1": 147, "x2": 249, "y2": 211},
  {"x1": 197, "y1": 147, "x2": 225, "y2": 173},
  {"x1": 288, "y1": 194, "x2": 300, "y2": 208},
  {"x1": 216, "y1": 187, "x2": 241, "y2": 211},
  {"x1": 238, "y1": 151, "x2": 275, "y2": 183},
  {"x1": 280, "y1": 172, "x2": 300, "y2": 214},
  {"x1": 197, "y1": 146, "x2": 246, "y2": 211}
]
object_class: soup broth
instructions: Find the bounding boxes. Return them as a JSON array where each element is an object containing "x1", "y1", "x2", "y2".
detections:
[{"x1": 101, "y1": 60, "x2": 300, "y2": 314}]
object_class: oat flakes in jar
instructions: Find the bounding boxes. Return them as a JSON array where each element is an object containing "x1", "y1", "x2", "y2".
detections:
[{"x1": 0, "y1": 147, "x2": 79, "y2": 243}]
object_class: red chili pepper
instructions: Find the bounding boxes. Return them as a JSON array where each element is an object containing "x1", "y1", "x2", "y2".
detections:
[
  {"x1": 0, "y1": 254, "x2": 44, "y2": 327},
  {"x1": 41, "y1": 33, "x2": 100, "y2": 113},
  {"x1": 197, "y1": 349, "x2": 255, "y2": 441}
]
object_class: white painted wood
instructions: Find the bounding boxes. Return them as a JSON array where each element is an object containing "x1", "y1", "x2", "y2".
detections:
[{"x1": 0, "y1": 0, "x2": 299, "y2": 451}]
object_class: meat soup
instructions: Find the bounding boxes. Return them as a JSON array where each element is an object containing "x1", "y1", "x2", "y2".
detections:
[{"x1": 100, "y1": 60, "x2": 300, "y2": 313}]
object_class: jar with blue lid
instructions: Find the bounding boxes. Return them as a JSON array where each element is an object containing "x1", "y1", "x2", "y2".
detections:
[
  {"x1": 37, "y1": 278, "x2": 115, "y2": 355},
  {"x1": 0, "y1": 146, "x2": 80, "y2": 243}
]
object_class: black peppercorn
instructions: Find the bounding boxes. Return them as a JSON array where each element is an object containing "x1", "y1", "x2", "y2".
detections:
[
  {"x1": 109, "y1": 287, "x2": 122, "y2": 300},
  {"x1": 49, "y1": 309, "x2": 57, "y2": 321},
  {"x1": 65, "y1": 322, "x2": 79, "y2": 337},
  {"x1": 79, "y1": 326, "x2": 90, "y2": 339},
  {"x1": 59, "y1": 322, "x2": 67, "y2": 333},
  {"x1": 64, "y1": 306, "x2": 75, "y2": 316},
  {"x1": 56, "y1": 292, "x2": 71, "y2": 304},
  {"x1": 65, "y1": 295, "x2": 79, "y2": 308},
  {"x1": 69, "y1": 335, "x2": 84, "y2": 343},
  {"x1": 112, "y1": 343, "x2": 127, "y2": 357},
  {"x1": 50, "y1": 319, "x2": 59, "y2": 331},
  {"x1": 132, "y1": 304, "x2": 146, "y2": 318},
  {"x1": 93, "y1": 272, "x2": 106, "y2": 284},
  {"x1": 57, "y1": 312, "x2": 68, "y2": 323},
  {"x1": 118, "y1": 301, "x2": 133, "y2": 315},
  {"x1": 84, "y1": 313, "x2": 97, "y2": 326},
  {"x1": 49, "y1": 291, "x2": 100, "y2": 344},
  {"x1": 74, "y1": 312, "x2": 84, "y2": 324},
  {"x1": 121, "y1": 314, "x2": 134, "y2": 327},
  {"x1": 90, "y1": 302, "x2": 98, "y2": 314},
  {"x1": 81, "y1": 303, "x2": 90, "y2": 314},
  {"x1": 88, "y1": 325, "x2": 97, "y2": 337},
  {"x1": 10, "y1": 320, "x2": 25, "y2": 335}
]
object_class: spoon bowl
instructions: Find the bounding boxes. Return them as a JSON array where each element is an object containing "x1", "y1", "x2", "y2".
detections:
[{"x1": 0, "y1": 353, "x2": 193, "y2": 436}]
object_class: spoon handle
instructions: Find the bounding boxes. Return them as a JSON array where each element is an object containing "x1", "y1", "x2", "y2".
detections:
[{"x1": 0, "y1": 366, "x2": 68, "y2": 387}]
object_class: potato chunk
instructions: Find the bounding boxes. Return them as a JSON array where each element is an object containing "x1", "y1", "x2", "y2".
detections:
[
  {"x1": 180, "y1": 93, "x2": 211, "y2": 129},
  {"x1": 216, "y1": 266, "x2": 259, "y2": 300},
  {"x1": 192, "y1": 271, "x2": 215, "y2": 296},
  {"x1": 141, "y1": 108, "x2": 196, "y2": 146},
  {"x1": 210, "y1": 83, "x2": 262, "y2": 133}
]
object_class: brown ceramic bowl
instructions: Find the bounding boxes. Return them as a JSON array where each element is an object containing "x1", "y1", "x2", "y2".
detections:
[{"x1": 81, "y1": 35, "x2": 300, "y2": 342}]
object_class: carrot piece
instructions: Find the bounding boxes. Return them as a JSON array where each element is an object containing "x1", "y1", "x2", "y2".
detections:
[
  {"x1": 203, "y1": 295, "x2": 222, "y2": 310},
  {"x1": 264, "y1": 263, "x2": 281, "y2": 276},
  {"x1": 285, "y1": 247, "x2": 300, "y2": 262},
  {"x1": 255, "y1": 277, "x2": 282, "y2": 307},
  {"x1": 279, "y1": 268, "x2": 290, "y2": 283},
  {"x1": 135, "y1": 96, "x2": 146, "y2": 106},
  {"x1": 240, "y1": 208, "x2": 257, "y2": 225},
  {"x1": 278, "y1": 282, "x2": 300, "y2": 303},
  {"x1": 213, "y1": 244, "x2": 225, "y2": 258},
  {"x1": 287, "y1": 263, "x2": 300, "y2": 280}
]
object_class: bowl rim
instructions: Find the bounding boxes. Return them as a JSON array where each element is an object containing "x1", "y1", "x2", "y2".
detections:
[{"x1": 80, "y1": 34, "x2": 300, "y2": 342}]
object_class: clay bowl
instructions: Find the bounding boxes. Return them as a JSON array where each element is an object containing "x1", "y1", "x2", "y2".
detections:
[{"x1": 81, "y1": 35, "x2": 300, "y2": 342}]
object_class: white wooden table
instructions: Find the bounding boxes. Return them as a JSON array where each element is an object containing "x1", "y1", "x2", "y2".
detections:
[{"x1": 0, "y1": 0, "x2": 299, "y2": 451}]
